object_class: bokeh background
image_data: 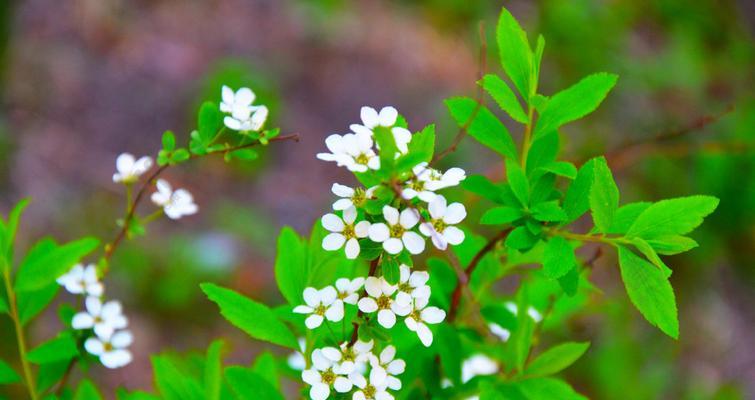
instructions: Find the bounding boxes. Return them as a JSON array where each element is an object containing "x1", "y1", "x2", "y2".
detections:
[{"x1": 0, "y1": 0, "x2": 753, "y2": 398}]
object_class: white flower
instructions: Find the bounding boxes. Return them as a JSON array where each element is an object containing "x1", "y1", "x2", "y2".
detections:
[
  {"x1": 357, "y1": 277, "x2": 409, "y2": 329},
  {"x1": 394, "y1": 265, "x2": 430, "y2": 308},
  {"x1": 331, "y1": 184, "x2": 377, "y2": 211},
  {"x1": 150, "y1": 179, "x2": 198, "y2": 220},
  {"x1": 56, "y1": 264, "x2": 103, "y2": 297},
  {"x1": 419, "y1": 196, "x2": 466, "y2": 250},
  {"x1": 368, "y1": 345, "x2": 405, "y2": 391},
  {"x1": 293, "y1": 286, "x2": 344, "y2": 329},
  {"x1": 322, "y1": 207, "x2": 371, "y2": 259},
  {"x1": 461, "y1": 354, "x2": 499, "y2": 384},
  {"x1": 112, "y1": 153, "x2": 153, "y2": 184},
  {"x1": 302, "y1": 348, "x2": 353, "y2": 400},
  {"x1": 349, "y1": 367, "x2": 393, "y2": 400},
  {"x1": 335, "y1": 277, "x2": 365, "y2": 305},
  {"x1": 220, "y1": 85, "x2": 268, "y2": 132},
  {"x1": 287, "y1": 338, "x2": 307, "y2": 371},
  {"x1": 489, "y1": 323, "x2": 511, "y2": 342},
  {"x1": 368, "y1": 206, "x2": 425, "y2": 255},
  {"x1": 351, "y1": 106, "x2": 412, "y2": 154},
  {"x1": 84, "y1": 329, "x2": 133, "y2": 369},
  {"x1": 404, "y1": 296, "x2": 446, "y2": 347},
  {"x1": 415, "y1": 162, "x2": 466, "y2": 191},
  {"x1": 72, "y1": 297, "x2": 128, "y2": 338},
  {"x1": 333, "y1": 340, "x2": 373, "y2": 375},
  {"x1": 504, "y1": 301, "x2": 543, "y2": 323},
  {"x1": 316, "y1": 132, "x2": 380, "y2": 172}
]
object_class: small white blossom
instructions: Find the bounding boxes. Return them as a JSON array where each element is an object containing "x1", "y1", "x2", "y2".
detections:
[
  {"x1": 335, "y1": 277, "x2": 365, "y2": 305},
  {"x1": 287, "y1": 337, "x2": 307, "y2": 371},
  {"x1": 72, "y1": 296, "x2": 128, "y2": 338},
  {"x1": 394, "y1": 265, "x2": 430, "y2": 308},
  {"x1": 351, "y1": 106, "x2": 412, "y2": 154},
  {"x1": 504, "y1": 301, "x2": 543, "y2": 323},
  {"x1": 220, "y1": 85, "x2": 268, "y2": 132},
  {"x1": 322, "y1": 207, "x2": 371, "y2": 259},
  {"x1": 317, "y1": 132, "x2": 380, "y2": 172},
  {"x1": 56, "y1": 263, "x2": 103, "y2": 297},
  {"x1": 368, "y1": 345, "x2": 405, "y2": 391},
  {"x1": 333, "y1": 340, "x2": 373, "y2": 375},
  {"x1": 368, "y1": 206, "x2": 425, "y2": 255},
  {"x1": 419, "y1": 196, "x2": 466, "y2": 250},
  {"x1": 293, "y1": 286, "x2": 344, "y2": 329},
  {"x1": 404, "y1": 296, "x2": 446, "y2": 347},
  {"x1": 489, "y1": 323, "x2": 511, "y2": 342},
  {"x1": 461, "y1": 354, "x2": 499, "y2": 384},
  {"x1": 150, "y1": 179, "x2": 198, "y2": 220},
  {"x1": 331, "y1": 184, "x2": 377, "y2": 211},
  {"x1": 112, "y1": 153, "x2": 153, "y2": 184},
  {"x1": 415, "y1": 162, "x2": 466, "y2": 191},
  {"x1": 349, "y1": 367, "x2": 393, "y2": 400},
  {"x1": 84, "y1": 329, "x2": 133, "y2": 369},
  {"x1": 302, "y1": 348, "x2": 353, "y2": 400},
  {"x1": 357, "y1": 277, "x2": 409, "y2": 329}
]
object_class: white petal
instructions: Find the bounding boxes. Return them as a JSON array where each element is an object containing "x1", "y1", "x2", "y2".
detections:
[
  {"x1": 235, "y1": 87, "x2": 255, "y2": 105},
  {"x1": 84, "y1": 338, "x2": 104, "y2": 356},
  {"x1": 386, "y1": 359, "x2": 406, "y2": 375},
  {"x1": 402, "y1": 232, "x2": 425, "y2": 255},
  {"x1": 382, "y1": 206, "x2": 399, "y2": 225},
  {"x1": 394, "y1": 292, "x2": 412, "y2": 308},
  {"x1": 421, "y1": 307, "x2": 446, "y2": 324},
  {"x1": 325, "y1": 300, "x2": 344, "y2": 322},
  {"x1": 320, "y1": 286, "x2": 337, "y2": 304},
  {"x1": 100, "y1": 301, "x2": 123, "y2": 320},
  {"x1": 332, "y1": 198, "x2": 353, "y2": 211},
  {"x1": 354, "y1": 221, "x2": 371, "y2": 238},
  {"x1": 303, "y1": 287, "x2": 320, "y2": 307},
  {"x1": 310, "y1": 383, "x2": 330, "y2": 400},
  {"x1": 321, "y1": 347, "x2": 342, "y2": 362},
  {"x1": 85, "y1": 296, "x2": 102, "y2": 315},
  {"x1": 334, "y1": 376, "x2": 353, "y2": 393},
  {"x1": 223, "y1": 116, "x2": 242, "y2": 131},
  {"x1": 444, "y1": 203, "x2": 467, "y2": 224},
  {"x1": 364, "y1": 277, "x2": 383, "y2": 297},
  {"x1": 430, "y1": 232, "x2": 448, "y2": 250},
  {"x1": 101, "y1": 349, "x2": 132, "y2": 369},
  {"x1": 321, "y1": 214, "x2": 345, "y2": 232},
  {"x1": 358, "y1": 297, "x2": 378, "y2": 313},
  {"x1": 443, "y1": 226, "x2": 465, "y2": 246},
  {"x1": 416, "y1": 323, "x2": 434, "y2": 347},
  {"x1": 293, "y1": 305, "x2": 314, "y2": 314},
  {"x1": 360, "y1": 106, "x2": 380, "y2": 128},
  {"x1": 399, "y1": 208, "x2": 419, "y2": 229},
  {"x1": 322, "y1": 233, "x2": 346, "y2": 251},
  {"x1": 343, "y1": 207, "x2": 357, "y2": 224},
  {"x1": 377, "y1": 309, "x2": 396, "y2": 328},
  {"x1": 71, "y1": 313, "x2": 94, "y2": 329},
  {"x1": 305, "y1": 314, "x2": 324, "y2": 329},
  {"x1": 221, "y1": 86, "x2": 235, "y2": 106},
  {"x1": 368, "y1": 223, "x2": 389, "y2": 242},
  {"x1": 409, "y1": 271, "x2": 429, "y2": 287},
  {"x1": 378, "y1": 106, "x2": 398, "y2": 126},
  {"x1": 111, "y1": 330, "x2": 134, "y2": 348},
  {"x1": 428, "y1": 196, "x2": 447, "y2": 220},
  {"x1": 302, "y1": 369, "x2": 320, "y2": 385},
  {"x1": 380, "y1": 346, "x2": 396, "y2": 364},
  {"x1": 383, "y1": 238, "x2": 403, "y2": 255},
  {"x1": 370, "y1": 366, "x2": 388, "y2": 387},
  {"x1": 345, "y1": 238, "x2": 360, "y2": 259},
  {"x1": 350, "y1": 124, "x2": 373, "y2": 137},
  {"x1": 115, "y1": 153, "x2": 135, "y2": 174}
]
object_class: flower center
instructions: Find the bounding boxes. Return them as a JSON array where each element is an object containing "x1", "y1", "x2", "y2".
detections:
[
  {"x1": 94, "y1": 316, "x2": 103, "y2": 324},
  {"x1": 342, "y1": 224, "x2": 356, "y2": 240},
  {"x1": 376, "y1": 295, "x2": 392, "y2": 310},
  {"x1": 103, "y1": 342, "x2": 114, "y2": 352},
  {"x1": 342, "y1": 347, "x2": 356, "y2": 362},
  {"x1": 355, "y1": 153, "x2": 370, "y2": 165},
  {"x1": 398, "y1": 282, "x2": 412, "y2": 293},
  {"x1": 321, "y1": 369, "x2": 336, "y2": 385},
  {"x1": 352, "y1": 188, "x2": 367, "y2": 206},
  {"x1": 432, "y1": 218, "x2": 447, "y2": 233},
  {"x1": 389, "y1": 223, "x2": 405, "y2": 238},
  {"x1": 410, "y1": 179, "x2": 425, "y2": 192},
  {"x1": 363, "y1": 384, "x2": 377, "y2": 399},
  {"x1": 314, "y1": 304, "x2": 327, "y2": 316},
  {"x1": 410, "y1": 309, "x2": 422, "y2": 321}
]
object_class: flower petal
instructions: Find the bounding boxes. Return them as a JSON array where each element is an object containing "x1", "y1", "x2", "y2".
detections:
[
  {"x1": 358, "y1": 297, "x2": 378, "y2": 313},
  {"x1": 377, "y1": 309, "x2": 396, "y2": 328},
  {"x1": 382, "y1": 206, "x2": 399, "y2": 225},
  {"x1": 368, "y1": 223, "x2": 389, "y2": 242},
  {"x1": 443, "y1": 226, "x2": 465, "y2": 246},
  {"x1": 444, "y1": 203, "x2": 467, "y2": 224},
  {"x1": 345, "y1": 238, "x2": 360, "y2": 259},
  {"x1": 383, "y1": 238, "x2": 403, "y2": 254},
  {"x1": 402, "y1": 232, "x2": 426, "y2": 255},
  {"x1": 322, "y1": 233, "x2": 346, "y2": 251},
  {"x1": 399, "y1": 208, "x2": 419, "y2": 229},
  {"x1": 321, "y1": 214, "x2": 345, "y2": 232}
]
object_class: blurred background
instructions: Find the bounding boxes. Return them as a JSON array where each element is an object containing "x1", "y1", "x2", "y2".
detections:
[{"x1": 0, "y1": 0, "x2": 752, "y2": 398}]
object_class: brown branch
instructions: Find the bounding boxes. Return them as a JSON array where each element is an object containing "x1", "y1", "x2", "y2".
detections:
[
  {"x1": 347, "y1": 258, "x2": 379, "y2": 347},
  {"x1": 430, "y1": 21, "x2": 488, "y2": 166},
  {"x1": 447, "y1": 228, "x2": 511, "y2": 322}
]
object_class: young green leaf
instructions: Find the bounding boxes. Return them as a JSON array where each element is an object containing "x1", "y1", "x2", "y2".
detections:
[
  {"x1": 505, "y1": 159, "x2": 529, "y2": 207},
  {"x1": 533, "y1": 73, "x2": 618, "y2": 138},
  {"x1": 14, "y1": 237, "x2": 100, "y2": 292},
  {"x1": 203, "y1": 340, "x2": 224, "y2": 400},
  {"x1": 198, "y1": 102, "x2": 222, "y2": 142},
  {"x1": 618, "y1": 246, "x2": 679, "y2": 339},
  {"x1": 151, "y1": 354, "x2": 204, "y2": 400},
  {"x1": 517, "y1": 377, "x2": 588, "y2": 400},
  {"x1": 510, "y1": 285, "x2": 535, "y2": 372},
  {"x1": 557, "y1": 266, "x2": 580, "y2": 297},
  {"x1": 538, "y1": 161, "x2": 577, "y2": 180},
  {"x1": 162, "y1": 131, "x2": 176, "y2": 151},
  {"x1": 647, "y1": 235, "x2": 699, "y2": 256},
  {"x1": 505, "y1": 226, "x2": 539, "y2": 251},
  {"x1": 543, "y1": 237, "x2": 576, "y2": 279},
  {"x1": 462, "y1": 175, "x2": 504, "y2": 204},
  {"x1": 524, "y1": 341, "x2": 590, "y2": 378},
  {"x1": 0, "y1": 359, "x2": 20, "y2": 384},
  {"x1": 480, "y1": 206, "x2": 524, "y2": 225},
  {"x1": 531, "y1": 35, "x2": 546, "y2": 92},
  {"x1": 74, "y1": 379, "x2": 104, "y2": 400},
  {"x1": 436, "y1": 324, "x2": 462, "y2": 385},
  {"x1": 224, "y1": 366, "x2": 284, "y2": 400},
  {"x1": 252, "y1": 351, "x2": 280, "y2": 390},
  {"x1": 19, "y1": 281, "x2": 60, "y2": 325},
  {"x1": 525, "y1": 132, "x2": 559, "y2": 176},
  {"x1": 563, "y1": 158, "x2": 596, "y2": 223},
  {"x1": 626, "y1": 196, "x2": 719, "y2": 239},
  {"x1": 607, "y1": 202, "x2": 652, "y2": 234},
  {"x1": 273, "y1": 227, "x2": 307, "y2": 305},
  {"x1": 404, "y1": 124, "x2": 435, "y2": 164},
  {"x1": 2, "y1": 198, "x2": 30, "y2": 262},
  {"x1": 200, "y1": 283, "x2": 299, "y2": 349},
  {"x1": 26, "y1": 334, "x2": 78, "y2": 364},
  {"x1": 479, "y1": 74, "x2": 528, "y2": 123},
  {"x1": 445, "y1": 97, "x2": 518, "y2": 161},
  {"x1": 531, "y1": 201, "x2": 567, "y2": 223},
  {"x1": 589, "y1": 157, "x2": 619, "y2": 233},
  {"x1": 496, "y1": 7, "x2": 533, "y2": 99}
]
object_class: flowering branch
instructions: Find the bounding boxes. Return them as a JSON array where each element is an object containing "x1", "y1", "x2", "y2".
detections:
[{"x1": 346, "y1": 258, "x2": 380, "y2": 347}]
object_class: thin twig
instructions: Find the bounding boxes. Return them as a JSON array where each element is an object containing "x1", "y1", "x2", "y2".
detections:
[{"x1": 430, "y1": 22, "x2": 488, "y2": 166}]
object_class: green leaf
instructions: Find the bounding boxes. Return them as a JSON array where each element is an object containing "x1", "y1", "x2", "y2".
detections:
[
  {"x1": 201, "y1": 283, "x2": 298, "y2": 349},
  {"x1": 374, "y1": 126, "x2": 398, "y2": 172},
  {"x1": 479, "y1": 74, "x2": 528, "y2": 123},
  {"x1": 626, "y1": 196, "x2": 719, "y2": 239},
  {"x1": 2, "y1": 198, "x2": 30, "y2": 263},
  {"x1": 505, "y1": 227, "x2": 538, "y2": 251},
  {"x1": 563, "y1": 158, "x2": 596, "y2": 223},
  {"x1": 436, "y1": 325, "x2": 462, "y2": 385},
  {"x1": 462, "y1": 175, "x2": 504, "y2": 203},
  {"x1": 273, "y1": 227, "x2": 306, "y2": 305},
  {"x1": 198, "y1": 102, "x2": 222, "y2": 142},
  {"x1": 227, "y1": 149, "x2": 258, "y2": 161},
  {"x1": 404, "y1": 124, "x2": 435, "y2": 164},
  {"x1": 524, "y1": 342, "x2": 590, "y2": 378},
  {"x1": 15, "y1": 237, "x2": 99, "y2": 292},
  {"x1": 531, "y1": 35, "x2": 546, "y2": 92},
  {"x1": 382, "y1": 258, "x2": 400, "y2": 285},
  {"x1": 445, "y1": 97, "x2": 518, "y2": 161},
  {"x1": 204, "y1": 340, "x2": 224, "y2": 400},
  {"x1": 162, "y1": 131, "x2": 176, "y2": 151},
  {"x1": 542, "y1": 237, "x2": 576, "y2": 279},
  {"x1": 525, "y1": 133, "x2": 559, "y2": 176},
  {"x1": 36, "y1": 360, "x2": 70, "y2": 393},
  {"x1": 151, "y1": 354, "x2": 204, "y2": 400},
  {"x1": 557, "y1": 266, "x2": 580, "y2": 297},
  {"x1": 510, "y1": 285, "x2": 535, "y2": 372},
  {"x1": 27, "y1": 333, "x2": 78, "y2": 364},
  {"x1": 531, "y1": 201, "x2": 567, "y2": 223},
  {"x1": 533, "y1": 73, "x2": 618, "y2": 139},
  {"x1": 506, "y1": 159, "x2": 529, "y2": 207},
  {"x1": 618, "y1": 246, "x2": 679, "y2": 339},
  {"x1": 496, "y1": 7, "x2": 532, "y2": 99},
  {"x1": 252, "y1": 352, "x2": 280, "y2": 390},
  {"x1": 647, "y1": 235, "x2": 699, "y2": 256},
  {"x1": 224, "y1": 366, "x2": 283, "y2": 400},
  {"x1": 607, "y1": 202, "x2": 652, "y2": 234},
  {"x1": 74, "y1": 379, "x2": 104, "y2": 400},
  {"x1": 517, "y1": 377, "x2": 588, "y2": 400},
  {"x1": 629, "y1": 237, "x2": 673, "y2": 278},
  {"x1": 0, "y1": 359, "x2": 21, "y2": 384},
  {"x1": 171, "y1": 149, "x2": 190, "y2": 164},
  {"x1": 538, "y1": 161, "x2": 577, "y2": 180},
  {"x1": 589, "y1": 156, "x2": 619, "y2": 233},
  {"x1": 480, "y1": 206, "x2": 524, "y2": 225},
  {"x1": 19, "y1": 281, "x2": 60, "y2": 325}
]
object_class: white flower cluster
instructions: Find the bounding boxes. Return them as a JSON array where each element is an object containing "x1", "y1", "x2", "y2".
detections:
[
  {"x1": 220, "y1": 85, "x2": 269, "y2": 132},
  {"x1": 150, "y1": 179, "x2": 198, "y2": 220},
  {"x1": 112, "y1": 153, "x2": 152, "y2": 184},
  {"x1": 57, "y1": 264, "x2": 133, "y2": 369},
  {"x1": 302, "y1": 342, "x2": 406, "y2": 400}
]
